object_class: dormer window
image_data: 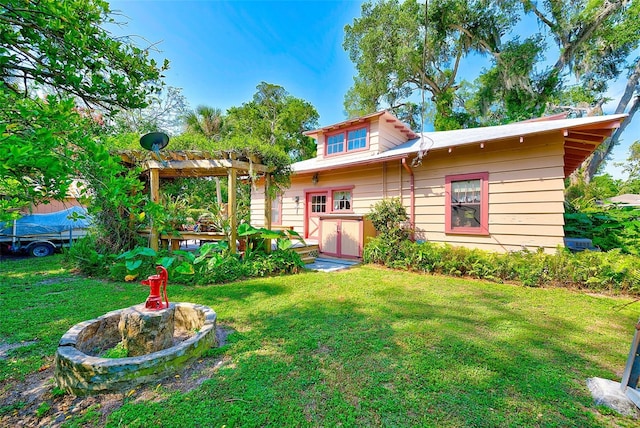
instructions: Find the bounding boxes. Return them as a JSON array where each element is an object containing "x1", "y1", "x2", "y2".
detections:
[
  {"x1": 347, "y1": 128, "x2": 367, "y2": 150},
  {"x1": 326, "y1": 133, "x2": 344, "y2": 155},
  {"x1": 325, "y1": 125, "x2": 369, "y2": 156}
]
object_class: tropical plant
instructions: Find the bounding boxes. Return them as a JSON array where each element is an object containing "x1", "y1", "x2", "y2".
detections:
[
  {"x1": 183, "y1": 105, "x2": 227, "y2": 140},
  {"x1": 564, "y1": 206, "x2": 640, "y2": 255},
  {"x1": 112, "y1": 246, "x2": 195, "y2": 283}
]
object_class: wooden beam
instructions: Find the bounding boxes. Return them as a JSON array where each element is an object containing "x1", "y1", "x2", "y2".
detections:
[
  {"x1": 149, "y1": 168, "x2": 160, "y2": 251},
  {"x1": 144, "y1": 158, "x2": 271, "y2": 174},
  {"x1": 565, "y1": 153, "x2": 588, "y2": 161},
  {"x1": 145, "y1": 159, "x2": 231, "y2": 170},
  {"x1": 228, "y1": 168, "x2": 237, "y2": 254},
  {"x1": 264, "y1": 173, "x2": 272, "y2": 254},
  {"x1": 566, "y1": 133, "x2": 606, "y2": 144}
]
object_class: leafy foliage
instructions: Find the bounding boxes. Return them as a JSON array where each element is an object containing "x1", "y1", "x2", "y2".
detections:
[
  {"x1": 618, "y1": 140, "x2": 640, "y2": 188},
  {"x1": 364, "y1": 239, "x2": 640, "y2": 294},
  {"x1": 565, "y1": 173, "x2": 622, "y2": 209},
  {"x1": 68, "y1": 224, "x2": 306, "y2": 285},
  {"x1": 0, "y1": 0, "x2": 167, "y2": 110},
  {"x1": 563, "y1": 163, "x2": 640, "y2": 255},
  {"x1": 0, "y1": 0, "x2": 166, "y2": 220},
  {"x1": 344, "y1": 0, "x2": 519, "y2": 128},
  {"x1": 344, "y1": 0, "x2": 640, "y2": 177},
  {"x1": 564, "y1": 206, "x2": 640, "y2": 255},
  {"x1": 366, "y1": 197, "x2": 410, "y2": 243},
  {"x1": 226, "y1": 82, "x2": 320, "y2": 162},
  {"x1": 0, "y1": 92, "x2": 89, "y2": 219}
]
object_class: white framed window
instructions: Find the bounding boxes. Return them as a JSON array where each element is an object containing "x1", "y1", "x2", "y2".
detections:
[{"x1": 333, "y1": 190, "x2": 352, "y2": 211}]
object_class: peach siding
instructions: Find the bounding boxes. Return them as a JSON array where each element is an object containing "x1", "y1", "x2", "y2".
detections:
[
  {"x1": 316, "y1": 134, "x2": 325, "y2": 160},
  {"x1": 411, "y1": 133, "x2": 566, "y2": 253},
  {"x1": 376, "y1": 119, "x2": 411, "y2": 152},
  {"x1": 251, "y1": 161, "x2": 404, "y2": 236},
  {"x1": 367, "y1": 120, "x2": 380, "y2": 153},
  {"x1": 30, "y1": 199, "x2": 83, "y2": 214},
  {"x1": 251, "y1": 132, "x2": 568, "y2": 254}
]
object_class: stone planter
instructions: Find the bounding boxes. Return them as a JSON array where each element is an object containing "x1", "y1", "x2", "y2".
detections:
[{"x1": 54, "y1": 302, "x2": 217, "y2": 395}]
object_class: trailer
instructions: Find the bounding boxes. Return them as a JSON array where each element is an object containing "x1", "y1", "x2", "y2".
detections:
[{"x1": 0, "y1": 206, "x2": 92, "y2": 257}]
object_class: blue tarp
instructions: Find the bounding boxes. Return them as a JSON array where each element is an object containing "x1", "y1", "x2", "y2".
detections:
[{"x1": 0, "y1": 206, "x2": 92, "y2": 236}]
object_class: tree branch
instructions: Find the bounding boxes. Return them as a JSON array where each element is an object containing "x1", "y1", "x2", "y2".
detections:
[
  {"x1": 615, "y1": 58, "x2": 640, "y2": 115},
  {"x1": 553, "y1": 1, "x2": 625, "y2": 72}
]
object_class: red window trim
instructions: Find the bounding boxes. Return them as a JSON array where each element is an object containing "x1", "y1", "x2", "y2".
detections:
[
  {"x1": 324, "y1": 124, "x2": 370, "y2": 157},
  {"x1": 304, "y1": 185, "x2": 355, "y2": 215},
  {"x1": 445, "y1": 172, "x2": 489, "y2": 235}
]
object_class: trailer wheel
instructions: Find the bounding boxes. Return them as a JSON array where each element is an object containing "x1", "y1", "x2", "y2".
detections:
[{"x1": 30, "y1": 243, "x2": 55, "y2": 257}]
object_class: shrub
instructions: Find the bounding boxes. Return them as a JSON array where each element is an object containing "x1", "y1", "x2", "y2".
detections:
[
  {"x1": 366, "y1": 198, "x2": 410, "y2": 243},
  {"x1": 245, "y1": 250, "x2": 304, "y2": 277},
  {"x1": 564, "y1": 206, "x2": 640, "y2": 255},
  {"x1": 363, "y1": 239, "x2": 640, "y2": 295},
  {"x1": 64, "y1": 234, "x2": 115, "y2": 277},
  {"x1": 198, "y1": 253, "x2": 246, "y2": 284},
  {"x1": 68, "y1": 225, "x2": 306, "y2": 286}
]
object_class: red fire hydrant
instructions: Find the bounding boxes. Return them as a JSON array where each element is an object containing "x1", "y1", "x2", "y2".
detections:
[{"x1": 140, "y1": 266, "x2": 169, "y2": 310}]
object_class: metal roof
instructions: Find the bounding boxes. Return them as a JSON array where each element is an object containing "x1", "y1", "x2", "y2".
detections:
[{"x1": 293, "y1": 114, "x2": 626, "y2": 178}]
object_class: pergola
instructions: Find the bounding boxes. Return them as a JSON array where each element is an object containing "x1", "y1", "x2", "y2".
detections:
[{"x1": 119, "y1": 150, "x2": 274, "y2": 253}]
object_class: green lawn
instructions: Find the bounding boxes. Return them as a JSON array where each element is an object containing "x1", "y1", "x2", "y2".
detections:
[{"x1": 1, "y1": 254, "x2": 639, "y2": 427}]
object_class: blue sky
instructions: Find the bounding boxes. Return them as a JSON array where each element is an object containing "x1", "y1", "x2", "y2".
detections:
[
  {"x1": 109, "y1": 0, "x2": 636, "y2": 179},
  {"x1": 109, "y1": 0, "x2": 361, "y2": 126}
]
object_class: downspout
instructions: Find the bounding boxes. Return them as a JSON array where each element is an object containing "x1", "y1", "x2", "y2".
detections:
[{"x1": 401, "y1": 158, "x2": 415, "y2": 240}]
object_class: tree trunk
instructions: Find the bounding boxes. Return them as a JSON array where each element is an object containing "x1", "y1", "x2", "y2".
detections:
[{"x1": 583, "y1": 58, "x2": 640, "y2": 181}]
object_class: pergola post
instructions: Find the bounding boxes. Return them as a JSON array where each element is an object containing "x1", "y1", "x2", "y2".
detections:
[
  {"x1": 228, "y1": 167, "x2": 237, "y2": 254},
  {"x1": 149, "y1": 168, "x2": 160, "y2": 251},
  {"x1": 264, "y1": 173, "x2": 272, "y2": 253}
]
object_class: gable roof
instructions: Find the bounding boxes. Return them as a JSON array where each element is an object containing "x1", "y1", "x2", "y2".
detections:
[
  {"x1": 294, "y1": 114, "x2": 626, "y2": 178},
  {"x1": 304, "y1": 110, "x2": 418, "y2": 139}
]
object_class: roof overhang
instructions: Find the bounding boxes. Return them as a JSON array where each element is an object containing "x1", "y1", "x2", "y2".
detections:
[{"x1": 561, "y1": 119, "x2": 622, "y2": 177}]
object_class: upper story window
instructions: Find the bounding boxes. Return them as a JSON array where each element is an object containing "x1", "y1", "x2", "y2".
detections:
[
  {"x1": 326, "y1": 134, "x2": 344, "y2": 155},
  {"x1": 347, "y1": 128, "x2": 367, "y2": 151},
  {"x1": 325, "y1": 126, "x2": 369, "y2": 156},
  {"x1": 445, "y1": 172, "x2": 489, "y2": 235}
]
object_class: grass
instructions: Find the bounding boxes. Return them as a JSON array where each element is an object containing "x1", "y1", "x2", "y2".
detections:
[{"x1": 1, "y1": 254, "x2": 639, "y2": 426}]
